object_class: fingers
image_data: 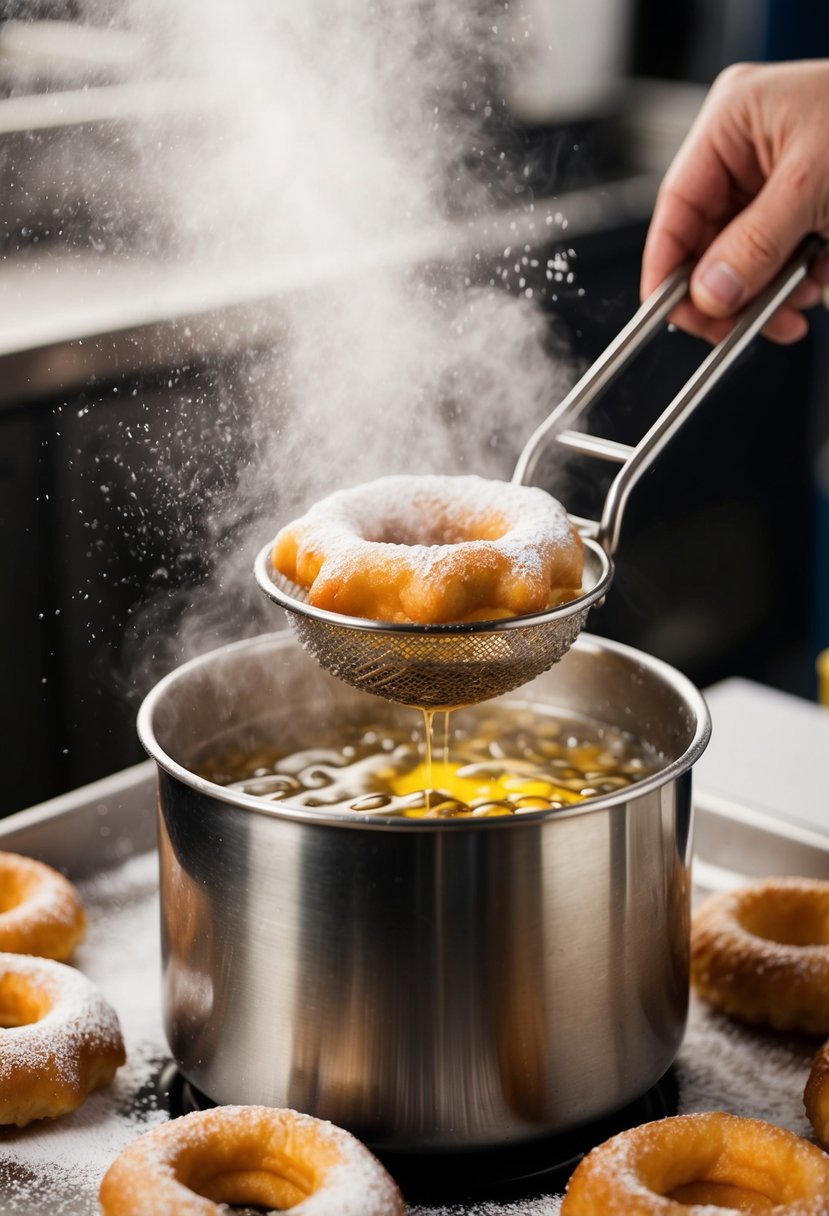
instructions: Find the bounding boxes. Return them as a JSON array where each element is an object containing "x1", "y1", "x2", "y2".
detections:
[
  {"x1": 641, "y1": 60, "x2": 829, "y2": 344},
  {"x1": 762, "y1": 305, "x2": 810, "y2": 345},
  {"x1": 640, "y1": 193, "x2": 706, "y2": 301},
  {"x1": 643, "y1": 159, "x2": 828, "y2": 344},
  {"x1": 640, "y1": 151, "x2": 733, "y2": 301},
  {"x1": 654, "y1": 269, "x2": 823, "y2": 345},
  {"x1": 757, "y1": 270, "x2": 824, "y2": 343},
  {"x1": 641, "y1": 71, "x2": 749, "y2": 301},
  {"x1": 640, "y1": 221, "x2": 690, "y2": 303},
  {"x1": 689, "y1": 156, "x2": 819, "y2": 319},
  {"x1": 787, "y1": 275, "x2": 824, "y2": 312}
]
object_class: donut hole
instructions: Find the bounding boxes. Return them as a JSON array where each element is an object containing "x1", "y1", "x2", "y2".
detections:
[
  {"x1": 197, "y1": 1165, "x2": 309, "y2": 1210},
  {"x1": 644, "y1": 1153, "x2": 785, "y2": 1207},
  {"x1": 637, "y1": 1123, "x2": 811, "y2": 1210},
  {"x1": 657, "y1": 1161, "x2": 790, "y2": 1209},
  {"x1": 668, "y1": 1180, "x2": 775, "y2": 1210},
  {"x1": 738, "y1": 890, "x2": 829, "y2": 946},
  {"x1": 370, "y1": 510, "x2": 508, "y2": 548},
  {"x1": 0, "y1": 868, "x2": 37, "y2": 914},
  {"x1": 0, "y1": 974, "x2": 52, "y2": 1028},
  {"x1": 179, "y1": 1141, "x2": 321, "y2": 1211}
]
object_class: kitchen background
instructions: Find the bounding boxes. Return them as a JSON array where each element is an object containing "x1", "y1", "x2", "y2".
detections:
[{"x1": 2, "y1": 0, "x2": 828, "y2": 817}]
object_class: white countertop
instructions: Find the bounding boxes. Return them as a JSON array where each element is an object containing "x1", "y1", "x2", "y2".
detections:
[{"x1": 696, "y1": 676, "x2": 829, "y2": 838}]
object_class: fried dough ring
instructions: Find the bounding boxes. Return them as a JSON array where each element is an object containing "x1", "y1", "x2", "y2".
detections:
[
  {"x1": 0, "y1": 952, "x2": 124, "y2": 1125},
  {"x1": 561, "y1": 1112, "x2": 829, "y2": 1215},
  {"x1": 273, "y1": 473, "x2": 584, "y2": 624},
  {"x1": 99, "y1": 1105, "x2": 405, "y2": 1216},
  {"x1": 691, "y1": 878, "x2": 829, "y2": 1034},
  {"x1": 805, "y1": 1038, "x2": 829, "y2": 1149},
  {"x1": 0, "y1": 850, "x2": 86, "y2": 960}
]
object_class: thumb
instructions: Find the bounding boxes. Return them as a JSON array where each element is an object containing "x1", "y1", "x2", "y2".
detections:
[{"x1": 690, "y1": 162, "x2": 816, "y2": 318}]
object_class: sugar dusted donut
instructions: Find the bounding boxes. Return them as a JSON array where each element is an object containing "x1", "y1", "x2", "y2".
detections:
[
  {"x1": 0, "y1": 850, "x2": 86, "y2": 961},
  {"x1": 805, "y1": 1037, "x2": 829, "y2": 1149},
  {"x1": 99, "y1": 1105, "x2": 405, "y2": 1216},
  {"x1": 272, "y1": 473, "x2": 584, "y2": 624},
  {"x1": 691, "y1": 877, "x2": 829, "y2": 1034},
  {"x1": 0, "y1": 952, "x2": 125, "y2": 1125},
  {"x1": 561, "y1": 1111, "x2": 829, "y2": 1215}
]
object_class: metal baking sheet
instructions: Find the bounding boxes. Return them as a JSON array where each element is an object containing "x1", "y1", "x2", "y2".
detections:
[{"x1": 0, "y1": 767, "x2": 827, "y2": 1214}]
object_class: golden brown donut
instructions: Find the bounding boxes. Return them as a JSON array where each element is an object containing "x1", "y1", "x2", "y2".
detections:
[
  {"x1": 691, "y1": 877, "x2": 829, "y2": 1034},
  {"x1": 272, "y1": 473, "x2": 584, "y2": 624},
  {"x1": 805, "y1": 1037, "x2": 829, "y2": 1149},
  {"x1": 561, "y1": 1111, "x2": 829, "y2": 1215},
  {"x1": 0, "y1": 952, "x2": 125, "y2": 1125},
  {"x1": 99, "y1": 1105, "x2": 405, "y2": 1216},
  {"x1": 0, "y1": 850, "x2": 86, "y2": 960}
]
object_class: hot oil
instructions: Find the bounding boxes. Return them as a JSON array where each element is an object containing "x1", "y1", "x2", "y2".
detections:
[{"x1": 199, "y1": 702, "x2": 659, "y2": 818}]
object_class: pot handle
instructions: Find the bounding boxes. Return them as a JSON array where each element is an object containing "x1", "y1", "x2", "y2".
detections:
[{"x1": 512, "y1": 234, "x2": 827, "y2": 556}]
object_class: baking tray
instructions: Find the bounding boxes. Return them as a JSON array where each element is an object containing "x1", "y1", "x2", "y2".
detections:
[{"x1": 0, "y1": 763, "x2": 827, "y2": 1214}]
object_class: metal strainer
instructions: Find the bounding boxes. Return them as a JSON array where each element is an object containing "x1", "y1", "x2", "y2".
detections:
[{"x1": 255, "y1": 238, "x2": 823, "y2": 709}]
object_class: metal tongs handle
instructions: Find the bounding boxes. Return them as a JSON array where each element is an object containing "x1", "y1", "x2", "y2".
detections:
[{"x1": 513, "y1": 234, "x2": 827, "y2": 555}]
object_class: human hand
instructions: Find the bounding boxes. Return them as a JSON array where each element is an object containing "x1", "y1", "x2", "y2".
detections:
[{"x1": 641, "y1": 59, "x2": 829, "y2": 344}]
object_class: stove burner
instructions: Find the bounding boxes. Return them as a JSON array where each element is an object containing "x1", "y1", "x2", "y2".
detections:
[
  {"x1": 154, "y1": 1062, "x2": 678, "y2": 1203},
  {"x1": 379, "y1": 1072, "x2": 679, "y2": 1202},
  {"x1": 156, "y1": 1060, "x2": 215, "y2": 1119}
]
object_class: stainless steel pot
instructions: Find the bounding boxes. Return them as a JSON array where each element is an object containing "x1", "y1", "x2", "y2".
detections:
[{"x1": 138, "y1": 630, "x2": 710, "y2": 1151}]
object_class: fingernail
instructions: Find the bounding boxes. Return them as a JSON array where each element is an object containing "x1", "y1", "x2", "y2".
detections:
[{"x1": 696, "y1": 261, "x2": 745, "y2": 310}]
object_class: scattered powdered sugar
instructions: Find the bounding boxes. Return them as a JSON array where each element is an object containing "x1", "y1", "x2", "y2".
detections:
[
  {"x1": 410, "y1": 1199, "x2": 562, "y2": 1216},
  {"x1": 0, "y1": 850, "x2": 168, "y2": 1214},
  {"x1": 677, "y1": 993, "x2": 818, "y2": 1135},
  {"x1": 411, "y1": 1202, "x2": 561, "y2": 1216},
  {"x1": 0, "y1": 845, "x2": 824, "y2": 1215}
]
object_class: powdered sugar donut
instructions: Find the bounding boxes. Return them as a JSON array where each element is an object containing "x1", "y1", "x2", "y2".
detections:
[
  {"x1": 691, "y1": 877, "x2": 829, "y2": 1034},
  {"x1": 0, "y1": 850, "x2": 86, "y2": 960},
  {"x1": 99, "y1": 1105, "x2": 405, "y2": 1216},
  {"x1": 272, "y1": 473, "x2": 584, "y2": 624},
  {"x1": 561, "y1": 1112, "x2": 829, "y2": 1214},
  {"x1": 0, "y1": 952, "x2": 125, "y2": 1125},
  {"x1": 805, "y1": 1037, "x2": 829, "y2": 1148}
]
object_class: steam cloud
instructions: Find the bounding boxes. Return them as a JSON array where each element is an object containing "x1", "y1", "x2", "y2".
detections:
[{"x1": 72, "y1": 0, "x2": 579, "y2": 671}]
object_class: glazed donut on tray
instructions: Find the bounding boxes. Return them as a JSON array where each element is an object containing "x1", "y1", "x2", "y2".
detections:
[
  {"x1": 805, "y1": 1038, "x2": 829, "y2": 1149},
  {"x1": 99, "y1": 1105, "x2": 404, "y2": 1216},
  {"x1": 272, "y1": 473, "x2": 584, "y2": 624},
  {"x1": 0, "y1": 850, "x2": 86, "y2": 960},
  {"x1": 0, "y1": 952, "x2": 124, "y2": 1125},
  {"x1": 560, "y1": 1111, "x2": 829, "y2": 1215},
  {"x1": 691, "y1": 877, "x2": 829, "y2": 1034}
]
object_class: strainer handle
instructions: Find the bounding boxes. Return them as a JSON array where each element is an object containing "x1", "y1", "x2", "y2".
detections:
[{"x1": 513, "y1": 234, "x2": 827, "y2": 555}]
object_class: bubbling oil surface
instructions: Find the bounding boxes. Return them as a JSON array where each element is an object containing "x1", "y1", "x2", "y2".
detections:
[{"x1": 199, "y1": 702, "x2": 659, "y2": 818}]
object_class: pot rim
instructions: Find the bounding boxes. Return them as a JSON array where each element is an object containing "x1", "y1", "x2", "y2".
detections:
[{"x1": 137, "y1": 629, "x2": 711, "y2": 831}]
